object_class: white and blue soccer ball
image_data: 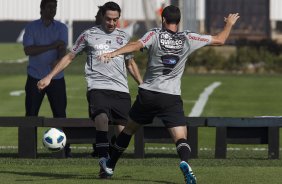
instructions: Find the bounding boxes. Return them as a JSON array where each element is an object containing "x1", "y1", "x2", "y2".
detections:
[{"x1": 42, "y1": 128, "x2": 66, "y2": 151}]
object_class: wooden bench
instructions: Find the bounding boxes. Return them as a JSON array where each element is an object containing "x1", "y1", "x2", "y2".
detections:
[
  {"x1": 0, "y1": 117, "x2": 113, "y2": 158},
  {"x1": 207, "y1": 117, "x2": 282, "y2": 159},
  {"x1": 0, "y1": 116, "x2": 281, "y2": 159}
]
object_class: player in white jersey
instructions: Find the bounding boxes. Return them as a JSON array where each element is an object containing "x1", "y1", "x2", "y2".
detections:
[
  {"x1": 100, "y1": 5, "x2": 239, "y2": 184},
  {"x1": 37, "y1": 1, "x2": 142, "y2": 178}
]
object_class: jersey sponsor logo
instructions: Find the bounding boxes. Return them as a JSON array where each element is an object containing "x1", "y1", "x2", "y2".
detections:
[
  {"x1": 93, "y1": 44, "x2": 110, "y2": 50},
  {"x1": 116, "y1": 37, "x2": 123, "y2": 45},
  {"x1": 159, "y1": 32, "x2": 185, "y2": 53},
  {"x1": 161, "y1": 55, "x2": 180, "y2": 75},
  {"x1": 73, "y1": 34, "x2": 85, "y2": 52},
  {"x1": 142, "y1": 32, "x2": 154, "y2": 44},
  {"x1": 188, "y1": 35, "x2": 209, "y2": 42}
]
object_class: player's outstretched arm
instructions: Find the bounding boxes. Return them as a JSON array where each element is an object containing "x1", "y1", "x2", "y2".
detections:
[
  {"x1": 100, "y1": 41, "x2": 143, "y2": 62},
  {"x1": 37, "y1": 52, "x2": 75, "y2": 90},
  {"x1": 211, "y1": 13, "x2": 240, "y2": 45}
]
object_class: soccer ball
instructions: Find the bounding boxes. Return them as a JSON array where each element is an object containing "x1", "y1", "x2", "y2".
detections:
[{"x1": 42, "y1": 128, "x2": 66, "y2": 151}]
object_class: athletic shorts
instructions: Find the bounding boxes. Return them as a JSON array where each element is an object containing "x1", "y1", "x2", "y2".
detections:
[
  {"x1": 129, "y1": 88, "x2": 186, "y2": 128},
  {"x1": 87, "y1": 89, "x2": 131, "y2": 125}
]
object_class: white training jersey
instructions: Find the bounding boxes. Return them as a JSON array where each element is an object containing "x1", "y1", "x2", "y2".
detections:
[
  {"x1": 71, "y1": 25, "x2": 132, "y2": 93},
  {"x1": 138, "y1": 28, "x2": 212, "y2": 95}
]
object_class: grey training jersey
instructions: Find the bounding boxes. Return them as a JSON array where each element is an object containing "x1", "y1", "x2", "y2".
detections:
[
  {"x1": 71, "y1": 25, "x2": 132, "y2": 93},
  {"x1": 139, "y1": 28, "x2": 212, "y2": 95}
]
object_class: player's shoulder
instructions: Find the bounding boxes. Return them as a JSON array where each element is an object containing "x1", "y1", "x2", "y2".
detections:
[
  {"x1": 182, "y1": 30, "x2": 193, "y2": 36},
  {"x1": 25, "y1": 19, "x2": 40, "y2": 28},
  {"x1": 115, "y1": 28, "x2": 130, "y2": 39},
  {"x1": 81, "y1": 25, "x2": 101, "y2": 35},
  {"x1": 53, "y1": 20, "x2": 68, "y2": 29},
  {"x1": 149, "y1": 28, "x2": 161, "y2": 33}
]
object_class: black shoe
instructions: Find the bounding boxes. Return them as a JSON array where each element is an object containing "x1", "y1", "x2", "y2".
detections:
[
  {"x1": 91, "y1": 150, "x2": 98, "y2": 158},
  {"x1": 99, "y1": 168, "x2": 111, "y2": 179},
  {"x1": 65, "y1": 147, "x2": 72, "y2": 158}
]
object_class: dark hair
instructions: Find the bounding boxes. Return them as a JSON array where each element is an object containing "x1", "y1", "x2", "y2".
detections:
[
  {"x1": 40, "y1": 0, "x2": 57, "y2": 10},
  {"x1": 100, "y1": 1, "x2": 121, "y2": 17},
  {"x1": 95, "y1": 7, "x2": 103, "y2": 25},
  {"x1": 161, "y1": 5, "x2": 181, "y2": 24}
]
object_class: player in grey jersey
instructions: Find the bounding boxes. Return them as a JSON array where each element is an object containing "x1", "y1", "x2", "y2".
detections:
[
  {"x1": 37, "y1": 1, "x2": 142, "y2": 178},
  {"x1": 100, "y1": 5, "x2": 239, "y2": 184}
]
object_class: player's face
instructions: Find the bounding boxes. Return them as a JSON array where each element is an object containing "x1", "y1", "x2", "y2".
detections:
[
  {"x1": 41, "y1": 2, "x2": 57, "y2": 20},
  {"x1": 102, "y1": 10, "x2": 120, "y2": 33}
]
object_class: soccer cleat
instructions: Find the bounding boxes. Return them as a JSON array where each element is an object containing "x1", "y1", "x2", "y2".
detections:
[
  {"x1": 99, "y1": 157, "x2": 114, "y2": 176},
  {"x1": 179, "y1": 161, "x2": 197, "y2": 184},
  {"x1": 99, "y1": 168, "x2": 111, "y2": 179}
]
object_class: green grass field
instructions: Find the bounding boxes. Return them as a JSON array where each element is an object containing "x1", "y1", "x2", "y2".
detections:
[{"x1": 0, "y1": 43, "x2": 282, "y2": 183}]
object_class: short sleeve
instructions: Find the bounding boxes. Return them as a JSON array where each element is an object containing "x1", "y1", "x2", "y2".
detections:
[
  {"x1": 71, "y1": 31, "x2": 87, "y2": 55},
  {"x1": 59, "y1": 23, "x2": 68, "y2": 46},
  {"x1": 138, "y1": 30, "x2": 156, "y2": 49},
  {"x1": 23, "y1": 25, "x2": 34, "y2": 47},
  {"x1": 185, "y1": 31, "x2": 212, "y2": 52}
]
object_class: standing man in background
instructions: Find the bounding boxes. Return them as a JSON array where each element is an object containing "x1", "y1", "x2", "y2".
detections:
[
  {"x1": 37, "y1": 1, "x2": 143, "y2": 178},
  {"x1": 23, "y1": 0, "x2": 71, "y2": 157}
]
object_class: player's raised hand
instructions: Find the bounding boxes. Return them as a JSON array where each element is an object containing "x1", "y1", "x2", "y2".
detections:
[
  {"x1": 37, "y1": 77, "x2": 51, "y2": 90},
  {"x1": 224, "y1": 13, "x2": 240, "y2": 26}
]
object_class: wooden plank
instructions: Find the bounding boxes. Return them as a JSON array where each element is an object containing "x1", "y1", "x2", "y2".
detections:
[
  {"x1": 18, "y1": 127, "x2": 37, "y2": 158},
  {"x1": 268, "y1": 127, "x2": 279, "y2": 159},
  {"x1": 134, "y1": 128, "x2": 145, "y2": 158},
  {"x1": 215, "y1": 127, "x2": 227, "y2": 159},
  {"x1": 207, "y1": 117, "x2": 282, "y2": 127},
  {"x1": 43, "y1": 118, "x2": 93, "y2": 127},
  {"x1": 0, "y1": 116, "x2": 43, "y2": 127}
]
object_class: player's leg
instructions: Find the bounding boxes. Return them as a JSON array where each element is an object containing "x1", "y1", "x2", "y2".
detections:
[
  {"x1": 104, "y1": 89, "x2": 155, "y2": 176},
  {"x1": 87, "y1": 89, "x2": 114, "y2": 178},
  {"x1": 160, "y1": 94, "x2": 196, "y2": 184},
  {"x1": 109, "y1": 91, "x2": 131, "y2": 157},
  {"x1": 100, "y1": 117, "x2": 141, "y2": 176},
  {"x1": 168, "y1": 126, "x2": 196, "y2": 184},
  {"x1": 25, "y1": 75, "x2": 45, "y2": 116}
]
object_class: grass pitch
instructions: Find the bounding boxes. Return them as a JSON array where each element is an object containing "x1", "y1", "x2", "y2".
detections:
[{"x1": 0, "y1": 43, "x2": 282, "y2": 183}]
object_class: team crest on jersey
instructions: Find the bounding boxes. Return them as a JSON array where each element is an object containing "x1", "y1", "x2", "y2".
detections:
[{"x1": 116, "y1": 37, "x2": 123, "y2": 45}]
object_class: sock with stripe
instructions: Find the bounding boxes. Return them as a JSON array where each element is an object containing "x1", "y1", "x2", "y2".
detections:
[
  {"x1": 176, "y1": 138, "x2": 191, "y2": 162},
  {"x1": 108, "y1": 131, "x2": 132, "y2": 169},
  {"x1": 96, "y1": 130, "x2": 109, "y2": 158}
]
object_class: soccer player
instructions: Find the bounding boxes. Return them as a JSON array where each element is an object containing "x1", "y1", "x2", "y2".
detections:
[
  {"x1": 37, "y1": 1, "x2": 142, "y2": 178},
  {"x1": 99, "y1": 5, "x2": 239, "y2": 184},
  {"x1": 22, "y1": 0, "x2": 72, "y2": 157}
]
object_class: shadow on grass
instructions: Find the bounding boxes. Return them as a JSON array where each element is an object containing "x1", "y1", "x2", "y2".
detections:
[{"x1": 0, "y1": 170, "x2": 179, "y2": 184}]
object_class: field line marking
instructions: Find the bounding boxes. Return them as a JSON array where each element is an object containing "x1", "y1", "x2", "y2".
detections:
[
  {"x1": 0, "y1": 57, "x2": 28, "y2": 64},
  {"x1": 189, "y1": 81, "x2": 222, "y2": 117},
  {"x1": 0, "y1": 146, "x2": 279, "y2": 151},
  {"x1": 9, "y1": 90, "x2": 25, "y2": 96}
]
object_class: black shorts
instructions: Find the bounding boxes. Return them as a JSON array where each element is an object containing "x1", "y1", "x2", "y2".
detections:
[
  {"x1": 87, "y1": 89, "x2": 131, "y2": 125},
  {"x1": 129, "y1": 88, "x2": 186, "y2": 128}
]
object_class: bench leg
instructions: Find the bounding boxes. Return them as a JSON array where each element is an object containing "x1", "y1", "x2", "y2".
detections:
[
  {"x1": 188, "y1": 126, "x2": 198, "y2": 158},
  {"x1": 134, "y1": 127, "x2": 145, "y2": 158},
  {"x1": 268, "y1": 127, "x2": 279, "y2": 159},
  {"x1": 18, "y1": 127, "x2": 37, "y2": 158},
  {"x1": 215, "y1": 127, "x2": 227, "y2": 159}
]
